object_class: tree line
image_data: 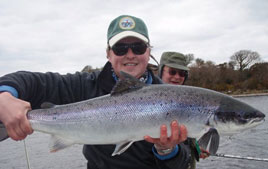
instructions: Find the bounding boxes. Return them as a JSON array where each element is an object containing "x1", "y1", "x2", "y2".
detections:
[
  {"x1": 185, "y1": 50, "x2": 268, "y2": 94},
  {"x1": 82, "y1": 49, "x2": 268, "y2": 94}
]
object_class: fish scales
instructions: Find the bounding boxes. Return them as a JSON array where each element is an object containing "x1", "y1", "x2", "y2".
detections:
[
  {"x1": 28, "y1": 85, "x2": 221, "y2": 144},
  {"x1": 0, "y1": 72, "x2": 265, "y2": 155}
]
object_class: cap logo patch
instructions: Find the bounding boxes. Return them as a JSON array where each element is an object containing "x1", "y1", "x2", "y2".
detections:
[{"x1": 119, "y1": 17, "x2": 135, "y2": 30}]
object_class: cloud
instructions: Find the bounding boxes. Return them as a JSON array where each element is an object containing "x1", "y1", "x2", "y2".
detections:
[{"x1": 0, "y1": 0, "x2": 267, "y2": 76}]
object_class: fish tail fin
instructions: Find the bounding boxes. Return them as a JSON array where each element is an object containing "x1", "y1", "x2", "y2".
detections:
[
  {"x1": 0, "y1": 121, "x2": 9, "y2": 141},
  {"x1": 49, "y1": 135, "x2": 74, "y2": 152},
  {"x1": 197, "y1": 128, "x2": 219, "y2": 155}
]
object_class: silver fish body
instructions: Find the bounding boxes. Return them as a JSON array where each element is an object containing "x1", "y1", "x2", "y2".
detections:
[{"x1": 0, "y1": 72, "x2": 265, "y2": 155}]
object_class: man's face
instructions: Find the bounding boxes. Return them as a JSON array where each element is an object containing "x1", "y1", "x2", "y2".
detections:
[
  {"x1": 107, "y1": 37, "x2": 150, "y2": 79},
  {"x1": 162, "y1": 66, "x2": 186, "y2": 85}
]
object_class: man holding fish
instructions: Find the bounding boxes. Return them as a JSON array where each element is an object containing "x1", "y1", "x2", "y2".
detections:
[{"x1": 0, "y1": 15, "x2": 191, "y2": 169}]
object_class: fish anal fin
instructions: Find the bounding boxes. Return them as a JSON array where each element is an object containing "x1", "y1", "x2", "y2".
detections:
[
  {"x1": 112, "y1": 141, "x2": 135, "y2": 156},
  {"x1": 41, "y1": 102, "x2": 56, "y2": 109},
  {"x1": 197, "y1": 128, "x2": 220, "y2": 155},
  {"x1": 49, "y1": 135, "x2": 74, "y2": 152},
  {"x1": 111, "y1": 71, "x2": 146, "y2": 96}
]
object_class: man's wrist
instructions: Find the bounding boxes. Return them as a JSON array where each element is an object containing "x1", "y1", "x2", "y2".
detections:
[
  {"x1": 0, "y1": 85, "x2": 18, "y2": 98},
  {"x1": 154, "y1": 144, "x2": 175, "y2": 155},
  {"x1": 152, "y1": 144, "x2": 179, "y2": 160}
]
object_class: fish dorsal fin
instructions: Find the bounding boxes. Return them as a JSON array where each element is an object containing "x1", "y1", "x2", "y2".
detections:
[
  {"x1": 41, "y1": 102, "x2": 56, "y2": 109},
  {"x1": 111, "y1": 71, "x2": 146, "y2": 96},
  {"x1": 197, "y1": 128, "x2": 220, "y2": 155},
  {"x1": 112, "y1": 141, "x2": 135, "y2": 156}
]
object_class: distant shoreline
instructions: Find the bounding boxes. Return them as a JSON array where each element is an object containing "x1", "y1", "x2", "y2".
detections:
[{"x1": 231, "y1": 93, "x2": 268, "y2": 97}]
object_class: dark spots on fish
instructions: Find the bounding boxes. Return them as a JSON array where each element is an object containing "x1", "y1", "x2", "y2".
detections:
[
  {"x1": 215, "y1": 111, "x2": 247, "y2": 124},
  {"x1": 165, "y1": 112, "x2": 170, "y2": 119},
  {"x1": 140, "y1": 97, "x2": 143, "y2": 100},
  {"x1": 243, "y1": 111, "x2": 264, "y2": 119},
  {"x1": 53, "y1": 116, "x2": 57, "y2": 120}
]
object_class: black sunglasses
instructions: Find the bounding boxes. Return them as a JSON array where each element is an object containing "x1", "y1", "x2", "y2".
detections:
[
  {"x1": 110, "y1": 42, "x2": 148, "y2": 56},
  {"x1": 168, "y1": 69, "x2": 188, "y2": 77}
]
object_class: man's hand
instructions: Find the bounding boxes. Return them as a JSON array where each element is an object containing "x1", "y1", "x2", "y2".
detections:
[
  {"x1": 0, "y1": 92, "x2": 33, "y2": 141},
  {"x1": 144, "y1": 120, "x2": 187, "y2": 154},
  {"x1": 200, "y1": 147, "x2": 210, "y2": 159}
]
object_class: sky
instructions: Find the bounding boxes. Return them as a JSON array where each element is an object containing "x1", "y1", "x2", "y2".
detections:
[{"x1": 0, "y1": 0, "x2": 267, "y2": 76}]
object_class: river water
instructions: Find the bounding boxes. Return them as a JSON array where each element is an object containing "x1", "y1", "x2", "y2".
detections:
[{"x1": 0, "y1": 95, "x2": 267, "y2": 169}]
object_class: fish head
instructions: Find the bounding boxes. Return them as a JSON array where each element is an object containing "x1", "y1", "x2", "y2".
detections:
[{"x1": 211, "y1": 97, "x2": 265, "y2": 135}]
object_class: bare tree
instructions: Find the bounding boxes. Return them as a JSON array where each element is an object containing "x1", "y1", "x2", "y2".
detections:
[
  {"x1": 194, "y1": 58, "x2": 205, "y2": 68},
  {"x1": 81, "y1": 65, "x2": 93, "y2": 72},
  {"x1": 230, "y1": 50, "x2": 261, "y2": 71},
  {"x1": 184, "y1": 53, "x2": 195, "y2": 66},
  {"x1": 228, "y1": 61, "x2": 236, "y2": 70},
  {"x1": 205, "y1": 60, "x2": 215, "y2": 67},
  {"x1": 81, "y1": 65, "x2": 102, "y2": 73}
]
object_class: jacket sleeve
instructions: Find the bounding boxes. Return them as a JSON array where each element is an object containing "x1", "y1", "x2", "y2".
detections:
[
  {"x1": 154, "y1": 143, "x2": 190, "y2": 169},
  {"x1": 0, "y1": 71, "x2": 99, "y2": 109}
]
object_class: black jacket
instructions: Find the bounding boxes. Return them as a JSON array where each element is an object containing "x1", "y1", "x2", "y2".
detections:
[{"x1": 0, "y1": 62, "x2": 190, "y2": 169}]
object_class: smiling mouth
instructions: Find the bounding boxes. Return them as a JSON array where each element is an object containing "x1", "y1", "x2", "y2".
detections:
[
  {"x1": 170, "y1": 81, "x2": 180, "y2": 84},
  {"x1": 124, "y1": 63, "x2": 137, "y2": 66}
]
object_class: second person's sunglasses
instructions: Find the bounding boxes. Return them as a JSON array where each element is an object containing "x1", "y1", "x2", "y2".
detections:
[
  {"x1": 168, "y1": 69, "x2": 188, "y2": 77},
  {"x1": 110, "y1": 42, "x2": 148, "y2": 56}
]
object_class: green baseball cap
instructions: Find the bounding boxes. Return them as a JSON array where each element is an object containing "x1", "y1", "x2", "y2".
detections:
[
  {"x1": 107, "y1": 15, "x2": 150, "y2": 47},
  {"x1": 160, "y1": 52, "x2": 189, "y2": 71}
]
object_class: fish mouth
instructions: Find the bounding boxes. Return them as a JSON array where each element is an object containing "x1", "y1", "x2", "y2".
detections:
[{"x1": 250, "y1": 117, "x2": 265, "y2": 124}]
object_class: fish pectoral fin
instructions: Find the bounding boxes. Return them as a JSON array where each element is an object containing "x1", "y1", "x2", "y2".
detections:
[
  {"x1": 112, "y1": 141, "x2": 135, "y2": 156},
  {"x1": 197, "y1": 128, "x2": 220, "y2": 155},
  {"x1": 0, "y1": 121, "x2": 9, "y2": 141},
  {"x1": 49, "y1": 135, "x2": 74, "y2": 152}
]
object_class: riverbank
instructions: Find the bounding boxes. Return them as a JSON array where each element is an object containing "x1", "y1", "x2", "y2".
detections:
[
  {"x1": 222, "y1": 89, "x2": 268, "y2": 97},
  {"x1": 231, "y1": 92, "x2": 268, "y2": 97}
]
